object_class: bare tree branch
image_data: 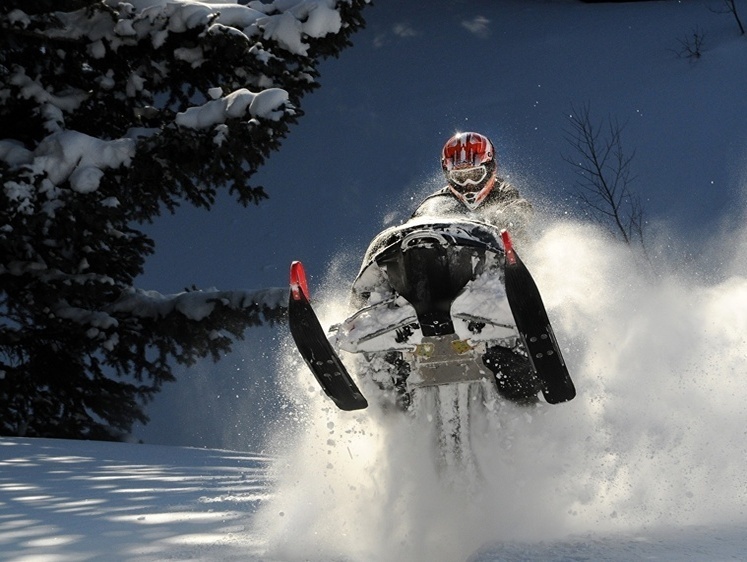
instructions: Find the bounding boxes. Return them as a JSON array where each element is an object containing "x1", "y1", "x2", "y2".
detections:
[
  {"x1": 710, "y1": 0, "x2": 746, "y2": 35},
  {"x1": 671, "y1": 27, "x2": 706, "y2": 60},
  {"x1": 562, "y1": 103, "x2": 646, "y2": 248}
]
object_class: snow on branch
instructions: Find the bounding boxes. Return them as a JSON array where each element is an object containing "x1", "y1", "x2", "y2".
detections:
[
  {"x1": 176, "y1": 87, "x2": 290, "y2": 129},
  {"x1": 32, "y1": 132, "x2": 135, "y2": 191},
  {"x1": 108, "y1": 286, "x2": 288, "y2": 323}
]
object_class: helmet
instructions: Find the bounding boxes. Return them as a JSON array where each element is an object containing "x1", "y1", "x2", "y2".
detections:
[{"x1": 441, "y1": 132, "x2": 497, "y2": 209}]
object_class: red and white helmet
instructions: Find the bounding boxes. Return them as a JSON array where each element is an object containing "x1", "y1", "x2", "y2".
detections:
[{"x1": 441, "y1": 132, "x2": 497, "y2": 210}]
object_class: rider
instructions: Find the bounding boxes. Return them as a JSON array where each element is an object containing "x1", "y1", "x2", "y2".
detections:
[
  {"x1": 412, "y1": 131, "x2": 532, "y2": 237},
  {"x1": 412, "y1": 131, "x2": 541, "y2": 404}
]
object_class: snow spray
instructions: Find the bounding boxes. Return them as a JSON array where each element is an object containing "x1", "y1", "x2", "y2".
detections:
[{"x1": 252, "y1": 218, "x2": 747, "y2": 562}]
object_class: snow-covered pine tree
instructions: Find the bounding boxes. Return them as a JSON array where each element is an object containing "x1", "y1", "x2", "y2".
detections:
[{"x1": 0, "y1": 0, "x2": 368, "y2": 440}]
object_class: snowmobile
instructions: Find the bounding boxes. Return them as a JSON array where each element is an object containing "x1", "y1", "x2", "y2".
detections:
[{"x1": 288, "y1": 216, "x2": 575, "y2": 413}]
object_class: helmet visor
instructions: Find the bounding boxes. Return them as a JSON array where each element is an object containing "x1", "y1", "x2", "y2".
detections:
[{"x1": 448, "y1": 165, "x2": 488, "y2": 191}]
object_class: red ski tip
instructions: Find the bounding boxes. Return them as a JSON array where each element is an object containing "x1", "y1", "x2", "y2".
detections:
[
  {"x1": 501, "y1": 229, "x2": 517, "y2": 266},
  {"x1": 290, "y1": 261, "x2": 310, "y2": 301}
]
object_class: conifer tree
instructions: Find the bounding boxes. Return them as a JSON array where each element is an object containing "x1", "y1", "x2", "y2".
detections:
[{"x1": 0, "y1": 0, "x2": 368, "y2": 440}]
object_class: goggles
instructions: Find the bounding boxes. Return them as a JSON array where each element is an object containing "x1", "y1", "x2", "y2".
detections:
[{"x1": 447, "y1": 165, "x2": 488, "y2": 190}]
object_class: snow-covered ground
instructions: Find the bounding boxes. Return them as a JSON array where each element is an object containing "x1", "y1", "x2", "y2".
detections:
[
  {"x1": 0, "y1": 438, "x2": 270, "y2": 561},
  {"x1": 3, "y1": 429, "x2": 747, "y2": 561},
  {"x1": 5, "y1": 0, "x2": 747, "y2": 560}
]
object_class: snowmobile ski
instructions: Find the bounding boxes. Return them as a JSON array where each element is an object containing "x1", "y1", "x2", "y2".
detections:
[
  {"x1": 288, "y1": 261, "x2": 368, "y2": 411},
  {"x1": 501, "y1": 231, "x2": 576, "y2": 404}
]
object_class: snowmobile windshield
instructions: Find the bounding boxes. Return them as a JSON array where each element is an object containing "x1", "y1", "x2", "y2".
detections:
[{"x1": 448, "y1": 165, "x2": 488, "y2": 190}]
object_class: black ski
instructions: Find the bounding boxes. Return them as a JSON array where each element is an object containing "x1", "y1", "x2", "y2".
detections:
[
  {"x1": 501, "y1": 231, "x2": 576, "y2": 404},
  {"x1": 288, "y1": 261, "x2": 368, "y2": 411}
]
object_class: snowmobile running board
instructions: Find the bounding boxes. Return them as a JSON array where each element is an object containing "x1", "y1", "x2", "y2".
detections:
[
  {"x1": 501, "y1": 230, "x2": 576, "y2": 404},
  {"x1": 287, "y1": 261, "x2": 368, "y2": 411}
]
